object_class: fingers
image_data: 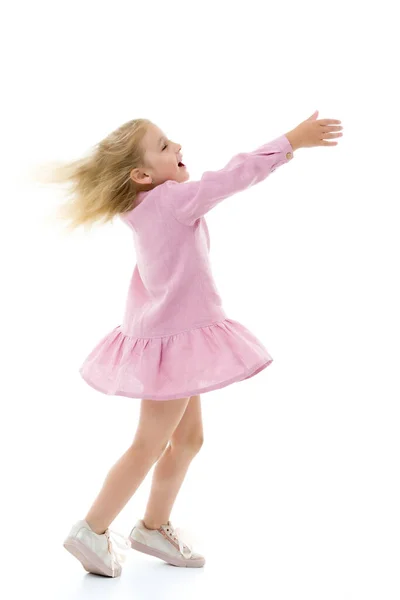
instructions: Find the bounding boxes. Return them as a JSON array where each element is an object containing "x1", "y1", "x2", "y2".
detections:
[
  {"x1": 322, "y1": 132, "x2": 343, "y2": 139},
  {"x1": 321, "y1": 125, "x2": 343, "y2": 132},
  {"x1": 319, "y1": 122, "x2": 343, "y2": 146},
  {"x1": 318, "y1": 119, "x2": 342, "y2": 125}
]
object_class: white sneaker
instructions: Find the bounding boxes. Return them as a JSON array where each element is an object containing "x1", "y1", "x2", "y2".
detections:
[
  {"x1": 129, "y1": 519, "x2": 205, "y2": 568},
  {"x1": 63, "y1": 519, "x2": 131, "y2": 577}
]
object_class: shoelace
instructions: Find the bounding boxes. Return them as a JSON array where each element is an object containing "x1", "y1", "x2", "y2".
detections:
[
  {"x1": 168, "y1": 524, "x2": 194, "y2": 560},
  {"x1": 104, "y1": 529, "x2": 131, "y2": 576}
]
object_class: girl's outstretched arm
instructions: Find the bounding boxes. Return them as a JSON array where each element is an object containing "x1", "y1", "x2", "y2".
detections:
[{"x1": 161, "y1": 134, "x2": 294, "y2": 226}]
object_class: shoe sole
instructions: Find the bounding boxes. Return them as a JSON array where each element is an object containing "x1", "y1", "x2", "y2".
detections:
[
  {"x1": 63, "y1": 537, "x2": 121, "y2": 577},
  {"x1": 129, "y1": 536, "x2": 205, "y2": 568}
]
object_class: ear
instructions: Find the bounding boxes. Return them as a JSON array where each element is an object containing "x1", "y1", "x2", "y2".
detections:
[{"x1": 130, "y1": 167, "x2": 152, "y2": 185}]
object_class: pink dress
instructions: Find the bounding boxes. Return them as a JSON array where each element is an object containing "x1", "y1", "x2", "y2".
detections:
[{"x1": 79, "y1": 134, "x2": 294, "y2": 400}]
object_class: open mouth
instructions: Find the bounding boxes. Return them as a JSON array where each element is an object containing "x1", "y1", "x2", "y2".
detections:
[{"x1": 178, "y1": 161, "x2": 185, "y2": 168}]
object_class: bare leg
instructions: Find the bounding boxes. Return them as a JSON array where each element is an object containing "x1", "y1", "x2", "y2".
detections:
[
  {"x1": 84, "y1": 396, "x2": 191, "y2": 535},
  {"x1": 143, "y1": 395, "x2": 204, "y2": 529}
]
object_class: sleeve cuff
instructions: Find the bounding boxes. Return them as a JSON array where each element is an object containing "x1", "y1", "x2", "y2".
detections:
[{"x1": 275, "y1": 134, "x2": 294, "y2": 161}]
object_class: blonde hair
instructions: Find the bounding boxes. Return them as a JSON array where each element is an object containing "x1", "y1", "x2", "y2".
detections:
[{"x1": 33, "y1": 118, "x2": 154, "y2": 232}]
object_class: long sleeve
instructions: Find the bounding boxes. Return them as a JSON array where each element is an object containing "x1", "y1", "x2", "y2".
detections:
[{"x1": 161, "y1": 134, "x2": 294, "y2": 226}]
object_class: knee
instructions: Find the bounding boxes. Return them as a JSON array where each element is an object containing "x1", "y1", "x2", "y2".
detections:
[{"x1": 171, "y1": 433, "x2": 204, "y2": 455}]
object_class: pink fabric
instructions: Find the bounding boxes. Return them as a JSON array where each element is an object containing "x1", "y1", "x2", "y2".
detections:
[{"x1": 79, "y1": 134, "x2": 294, "y2": 400}]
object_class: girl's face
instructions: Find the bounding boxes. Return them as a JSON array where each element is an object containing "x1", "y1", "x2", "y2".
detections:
[{"x1": 130, "y1": 123, "x2": 189, "y2": 187}]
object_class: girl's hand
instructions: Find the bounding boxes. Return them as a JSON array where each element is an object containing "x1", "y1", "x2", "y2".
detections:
[{"x1": 285, "y1": 110, "x2": 343, "y2": 151}]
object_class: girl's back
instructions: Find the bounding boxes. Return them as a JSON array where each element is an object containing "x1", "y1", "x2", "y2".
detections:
[{"x1": 120, "y1": 182, "x2": 225, "y2": 339}]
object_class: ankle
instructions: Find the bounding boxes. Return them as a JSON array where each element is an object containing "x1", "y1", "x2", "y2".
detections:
[
  {"x1": 85, "y1": 518, "x2": 107, "y2": 536},
  {"x1": 142, "y1": 519, "x2": 161, "y2": 530}
]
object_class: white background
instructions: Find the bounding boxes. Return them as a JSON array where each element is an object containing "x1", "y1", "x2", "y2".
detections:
[{"x1": 1, "y1": 0, "x2": 399, "y2": 598}]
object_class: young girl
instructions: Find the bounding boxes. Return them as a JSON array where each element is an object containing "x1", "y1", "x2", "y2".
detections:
[{"x1": 42, "y1": 110, "x2": 342, "y2": 577}]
